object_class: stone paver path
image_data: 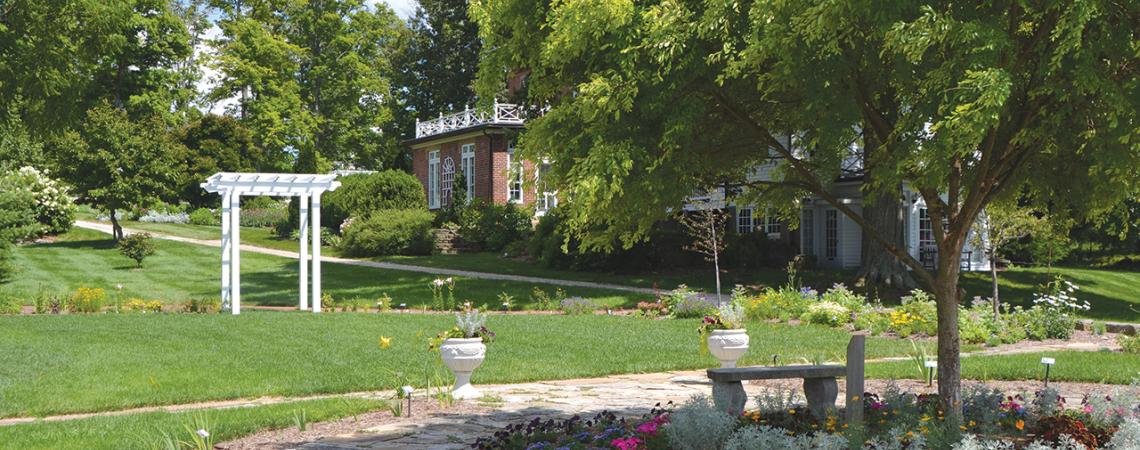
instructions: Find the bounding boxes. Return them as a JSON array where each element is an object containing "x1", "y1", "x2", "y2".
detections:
[{"x1": 74, "y1": 220, "x2": 659, "y2": 295}]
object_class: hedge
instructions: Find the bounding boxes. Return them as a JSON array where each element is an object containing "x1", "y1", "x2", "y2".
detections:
[{"x1": 339, "y1": 209, "x2": 435, "y2": 256}]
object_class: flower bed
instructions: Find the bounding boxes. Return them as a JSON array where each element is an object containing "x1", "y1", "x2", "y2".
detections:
[
  {"x1": 475, "y1": 383, "x2": 1140, "y2": 449},
  {"x1": 713, "y1": 276, "x2": 1091, "y2": 346}
]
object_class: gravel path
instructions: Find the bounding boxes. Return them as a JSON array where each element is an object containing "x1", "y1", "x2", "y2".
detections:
[{"x1": 74, "y1": 220, "x2": 660, "y2": 296}]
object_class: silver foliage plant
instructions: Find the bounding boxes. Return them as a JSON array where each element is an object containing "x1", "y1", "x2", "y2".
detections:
[
  {"x1": 454, "y1": 310, "x2": 487, "y2": 338},
  {"x1": 664, "y1": 395, "x2": 737, "y2": 450},
  {"x1": 1106, "y1": 417, "x2": 1140, "y2": 449},
  {"x1": 717, "y1": 301, "x2": 745, "y2": 329},
  {"x1": 725, "y1": 424, "x2": 847, "y2": 450}
]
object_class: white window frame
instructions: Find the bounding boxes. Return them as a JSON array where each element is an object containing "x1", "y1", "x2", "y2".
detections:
[
  {"x1": 441, "y1": 156, "x2": 455, "y2": 207},
  {"x1": 536, "y1": 160, "x2": 557, "y2": 214},
  {"x1": 507, "y1": 142, "x2": 523, "y2": 204},
  {"x1": 801, "y1": 209, "x2": 814, "y2": 256},
  {"x1": 761, "y1": 215, "x2": 782, "y2": 238},
  {"x1": 919, "y1": 207, "x2": 935, "y2": 249},
  {"x1": 737, "y1": 208, "x2": 754, "y2": 234},
  {"x1": 460, "y1": 144, "x2": 475, "y2": 202},
  {"x1": 427, "y1": 150, "x2": 440, "y2": 209}
]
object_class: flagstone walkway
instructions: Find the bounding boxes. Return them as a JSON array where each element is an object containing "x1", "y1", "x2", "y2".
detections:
[{"x1": 218, "y1": 370, "x2": 1138, "y2": 450}]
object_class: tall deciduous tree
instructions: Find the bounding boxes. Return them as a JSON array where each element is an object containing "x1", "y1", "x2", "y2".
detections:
[
  {"x1": 472, "y1": 0, "x2": 1139, "y2": 411},
  {"x1": 394, "y1": 0, "x2": 482, "y2": 124},
  {"x1": 56, "y1": 104, "x2": 183, "y2": 240},
  {"x1": 209, "y1": 0, "x2": 403, "y2": 171}
]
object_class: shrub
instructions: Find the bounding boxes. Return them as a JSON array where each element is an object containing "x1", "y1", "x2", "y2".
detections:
[
  {"x1": 69, "y1": 287, "x2": 106, "y2": 313},
  {"x1": 189, "y1": 208, "x2": 220, "y2": 226},
  {"x1": 339, "y1": 209, "x2": 435, "y2": 256},
  {"x1": 322, "y1": 171, "x2": 427, "y2": 231},
  {"x1": 0, "y1": 166, "x2": 76, "y2": 235},
  {"x1": 801, "y1": 301, "x2": 850, "y2": 326},
  {"x1": 890, "y1": 290, "x2": 938, "y2": 337},
  {"x1": 662, "y1": 285, "x2": 718, "y2": 319},
  {"x1": 0, "y1": 180, "x2": 44, "y2": 243},
  {"x1": 240, "y1": 207, "x2": 287, "y2": 228},
  {"x1": 530, "y1": 287, "x2": 566, "y2": 310},
  {"x1": 745, "y1": 287, "x2": 812, "y2": 321},
  {"x1": 1119, "y1": 335, "x2": 1140, "y2": 354},
  {"x1": 559, "y1": 297, "x2": 597, "y2": 315},
  {"x1": 457, "y1": 200, "x2": 531, "y2": 252},
  {"x1": 138, "y1": 210, "x2": 189, "y2": 224},
  {"x1": 118, "y1": 233, "x2": 156, "y2": 268},
  {"x1": 665, "y1": 395, "x2": 737, "y2": 450},
  {"x1": 0, "y1": 296, "x2": 20, "y2": 314}
]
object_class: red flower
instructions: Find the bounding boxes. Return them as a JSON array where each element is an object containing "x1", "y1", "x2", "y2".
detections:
[{"x1": 611, "y1": 436, "x2": 643, "y2": 450}]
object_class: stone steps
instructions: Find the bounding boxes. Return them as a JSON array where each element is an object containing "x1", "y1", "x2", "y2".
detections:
[{"x1": 433, "y1": 228, "x2": 471, "y2": 255}]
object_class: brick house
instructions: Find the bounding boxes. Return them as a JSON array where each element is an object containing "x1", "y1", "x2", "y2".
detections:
[{"x1": 406, "y1": 103, "x2": 557, "y2": 215}]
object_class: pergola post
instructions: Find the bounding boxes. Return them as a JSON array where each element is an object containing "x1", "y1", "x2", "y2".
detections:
[
  {"x1": 230, "y1": 193, "x2": 242, "y2": 315},
  {"x1": 299, "y1": 194, "x2": 309, "y2": 311},
  {"x1": 220, "y1": 191, "x2": 232, "y2": 309},
  {"x1": 311, "y1": 193, "x2": 322, "y2": 313}
]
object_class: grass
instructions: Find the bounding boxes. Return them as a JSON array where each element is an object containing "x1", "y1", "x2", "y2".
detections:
[
  {"x1": 0, "y1": 397, "x2": 387, "y2": 450},
  {"x1": 868, "y1": 350, "x2": 1140, "y2": 385},
  {"x1": 0, "y1": 228, "x2": 640, "y2": 308},
  {"x1": 106, "y1": 220, "x2": 342, "y2": 256},
  {"x1": 83, "y1": 217, "x2": 1140, "y2": 321},
  {"x1": 0, "y1": 312, "x2": 930, "y2": 418}
]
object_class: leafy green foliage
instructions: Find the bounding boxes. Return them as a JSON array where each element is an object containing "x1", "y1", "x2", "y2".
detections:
[
  {"x1": 175, "y1": 115, "x2": 273, "y2": 207},
  {"x1": 0, "y1": 167, "x2": 77, "y2": 235},
  {"x1": 188, "y1": 208, "x2": 220, "y2": 226},
  {"x1": 457, "y1": 200, "x2": 531, "y2": 252},
  {"x1": 118, "y1": 233, "x2": 157, "y2": 268},
  {"x1": 339, "y1": 209, "x2": 435, "y2": 256},
  {"x1": 209, "y1": 0, "x2": 404, "y2": 170},
  {"x1": 322, "y1": 171, "x2": 427, "y2": 231},
  {"x1": 54, "y1": 105, "x2": 183, "y2": 238},
  {"x1": 0, "y1": 177, "x2": 45, "y2": 243},
  {"x1": 0, "y1": 242, "x2": 13, "y2": 284}
]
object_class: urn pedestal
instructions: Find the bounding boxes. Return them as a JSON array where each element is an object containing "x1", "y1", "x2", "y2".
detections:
[
  {"x1": 707, "y1": 329, "x2": 749, "y2": 368},
  {"x1": 439, "y1": 338, "x2": 486, "y2": 399}
]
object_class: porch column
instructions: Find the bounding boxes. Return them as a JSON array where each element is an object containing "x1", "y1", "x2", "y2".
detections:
[
  {"x1": 298, "y1": 194, "x2": 309, "y2": 311},
  {"x1": 311, "y1": 193, "x2": 322, "y2": 313},
  {"x1": 220, "y1": 191, "x2": 232, "y2": 309},
  {"x1": 230, "y1": 194, "x2": 242, "y2": 315}
]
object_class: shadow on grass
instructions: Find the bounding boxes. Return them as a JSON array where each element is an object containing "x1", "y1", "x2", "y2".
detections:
[
  {"x1": 961, "y1": 268, "x2": 1140, "y2": 321},
  {"x1": 25, "y1": 238, "x2": 117, "y2": 251}
]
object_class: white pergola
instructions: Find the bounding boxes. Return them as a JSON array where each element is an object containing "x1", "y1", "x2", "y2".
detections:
[{"x1": 201, "y1": 173, "x2": 341, "y2": 315}]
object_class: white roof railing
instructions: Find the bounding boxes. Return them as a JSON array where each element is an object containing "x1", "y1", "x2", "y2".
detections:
[{"x1": 415, "y1": 100, "x2": 526, "y2": 139}]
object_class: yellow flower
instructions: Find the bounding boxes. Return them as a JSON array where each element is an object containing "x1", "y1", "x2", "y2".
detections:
[
  {"x1": 379, "y1": 336, "x2": 391, "y2": 349},
  {"x1": 1016, "y1": 420, "x2": 1025, "y2": 431}
]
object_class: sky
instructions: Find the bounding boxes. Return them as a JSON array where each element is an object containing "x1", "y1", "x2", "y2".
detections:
[{"x1": 196, "y1": 0, "x2": 420, "y2": 114}]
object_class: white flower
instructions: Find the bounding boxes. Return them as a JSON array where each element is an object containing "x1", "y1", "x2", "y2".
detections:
[
  {"x1": 432, "y1": 279, "x2": 445, "y2": 287},
  {"x1": 197, "y1": 429, "x2": 209, "y2": 438},
  {"x1": 445, "y1": 277, "x2": 453, "y2": 283},
  {"x1": 116, "y1": 284, "x2": 123, "y2": 290}
]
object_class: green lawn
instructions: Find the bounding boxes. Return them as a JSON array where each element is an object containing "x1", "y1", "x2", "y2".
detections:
[
  {"x1": 868, "y1": 350, "x2": 1140, "y2": 385},
  {"x1": 106, "y1": 220, "x2": 342, "y2": 256},
  {"x1": 960, "y1": 267, "x2": 1140, "y2": 322},
  {"x1": 0, "y1": 228, "x2": 640, "y2": 308},
  {"x1": 0, "y1": 312, "x2": 929, "y2": 418},
  {"x1": 0, "y1": 397, "x2": 387, "y2": 450}
]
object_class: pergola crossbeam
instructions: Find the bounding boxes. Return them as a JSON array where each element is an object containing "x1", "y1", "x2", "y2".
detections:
[{"x1": 201, "y1": 172, "x2": 341, "y2": 315}]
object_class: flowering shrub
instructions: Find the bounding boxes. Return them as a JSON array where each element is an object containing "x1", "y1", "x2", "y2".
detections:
[
  {"x1": 471, "y1": 408, "x2": 670, "y2": 450},
  {"x1": 801, "y1": 301, "x2": 850, "y2": 327},
  {"x1": 744, "y1": 286, "x2": 813, "y2": 321},
  {"x1": 0, "y1": 167, "x2": 76, "y2": 235},
  {"x1": 664, "y1": 285, "x2": 719, "y2": 319},
  {"x1": 138, "y1": 210, "x2": 190, "y2": 224},
  {"x1": 636, "y1": 300, "x2": 667, "y2": 318},
  {"x1": 69, "y1": 287, "x2": 106, "y2": 313}
]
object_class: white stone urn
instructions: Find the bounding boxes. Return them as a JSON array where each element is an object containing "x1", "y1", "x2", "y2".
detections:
[
  {"x1": 707, "y1": 329, "x2": 749, "y2": 368},
  {"x1": 439, "y1": 337, "x2": 486, "y2": 399}
]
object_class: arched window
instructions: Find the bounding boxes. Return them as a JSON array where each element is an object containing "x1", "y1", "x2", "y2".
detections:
[{"x1": 441, "y1": 157, "x2": 455, "y2": 207}]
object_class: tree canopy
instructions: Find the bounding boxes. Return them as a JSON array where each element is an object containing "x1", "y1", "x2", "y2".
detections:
[{"x1": 473, "y1": 0, "x2": 1140, "y2": 409}]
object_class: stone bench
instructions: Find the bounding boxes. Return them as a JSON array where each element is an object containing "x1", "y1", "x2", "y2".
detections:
[{"x1": 706, "y1": 335, "x2": 866, "y2": 423}]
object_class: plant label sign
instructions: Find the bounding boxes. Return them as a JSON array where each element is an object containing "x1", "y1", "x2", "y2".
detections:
[
  {"x1": 924, "y1": 361, "x2": 938, "y2": 368},
  {"x1": 1041, "y1": 357, "x2": 1056, "y2": 365}
]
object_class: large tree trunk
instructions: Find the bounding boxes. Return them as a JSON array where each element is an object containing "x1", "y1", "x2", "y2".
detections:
[
  {"x1": 858, "y1": 186, "x2": 918, "y2": 290},
  {"x1": 934, "y1": 243, "x2": 964, "y2": 417}
]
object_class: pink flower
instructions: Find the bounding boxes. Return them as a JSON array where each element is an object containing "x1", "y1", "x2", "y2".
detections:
[
  {"x1": 1083, "y1": 404, "x2": 1093, "y2": 414},
  {"x1": 611, "y1": 437, "x2": 643, "y2": 450},
  {"x1": 636, "y1": 421, "x2": 659, "y2": 436}
]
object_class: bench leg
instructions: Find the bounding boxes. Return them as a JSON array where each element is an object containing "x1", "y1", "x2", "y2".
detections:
[
  {"x1": 711, "y1": 380, "x2": 746, "y2": 415},
  {"x1": 803, "y1": 377, "x2": 838, "y2": 418}
]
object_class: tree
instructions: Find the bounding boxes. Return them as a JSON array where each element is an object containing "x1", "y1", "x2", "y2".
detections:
[
  {"x1": 392, "y1": 0, "x2": 482, "y2": 136},
  {"x1": 970, "y1": 202, "x2": 1043, "y2": 315},
  {"x1": 175, "y1": 114, "x2": 272, "y2": 207},
  {"x1": 118, "y1": 232, "x2": 156, "y2": 268},
  {"x1": 56, "y1": 104, "x2": 183, "y2": 240},
  {"x1": 472, "y1": 0, "x2": 1139, "y2": 412},
  {"x1": 677, "y1": 202, "x2": 727, "y2": 299},
  {"x1": 209, "y1": 0, "x2": 404, "y2": 171}
]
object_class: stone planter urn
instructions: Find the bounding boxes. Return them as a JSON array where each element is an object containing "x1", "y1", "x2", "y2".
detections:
[
  {"x1": 439, "y1": 337, "x2": 486, "y2": 399},
  {"x1": 707, "y1": 329, "x2": 749, "y2": 368}
]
